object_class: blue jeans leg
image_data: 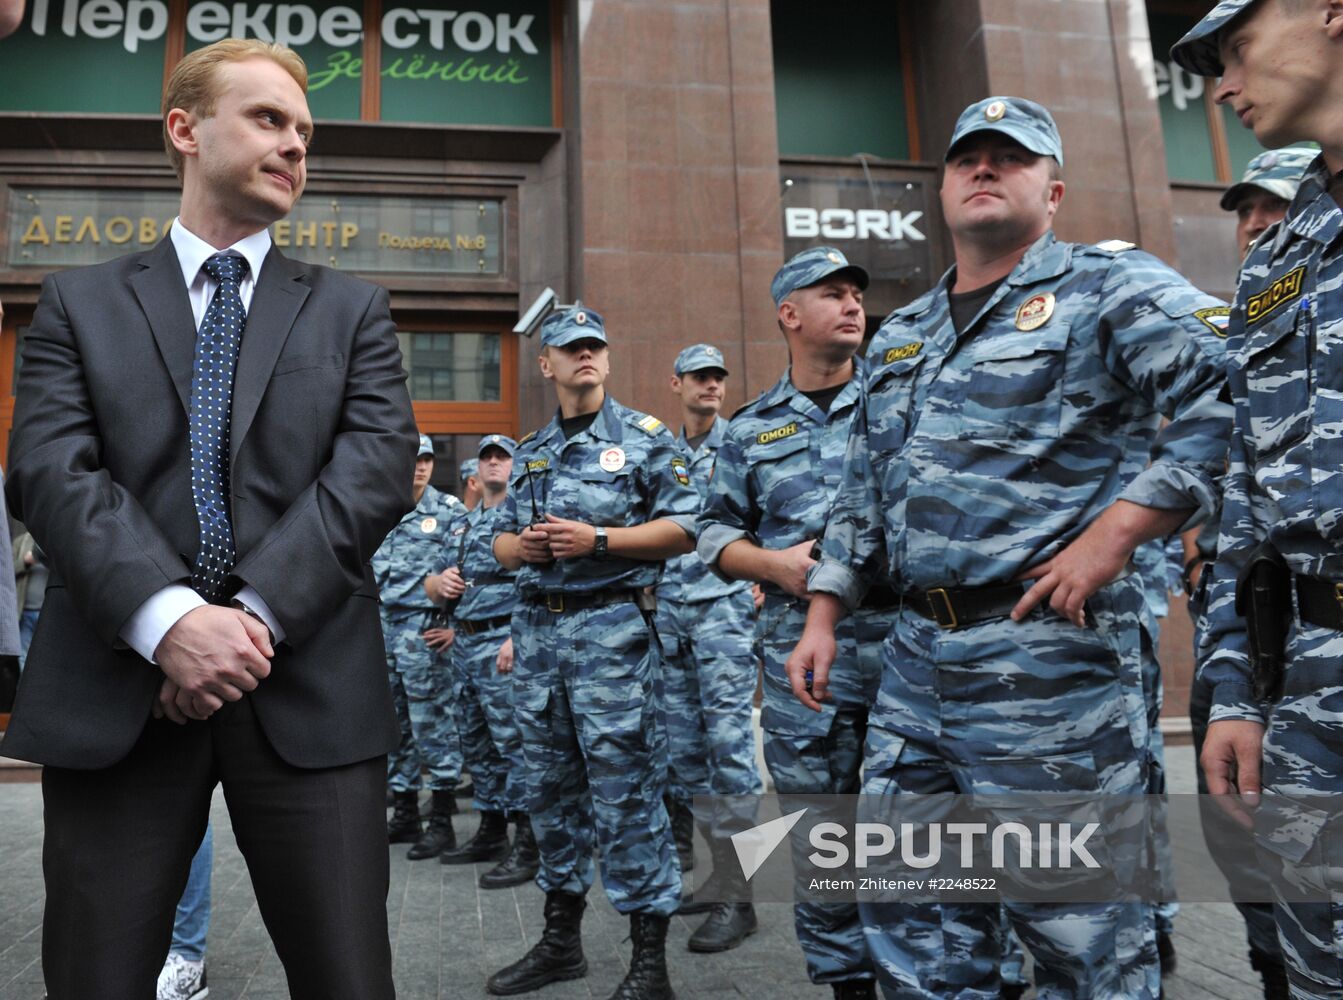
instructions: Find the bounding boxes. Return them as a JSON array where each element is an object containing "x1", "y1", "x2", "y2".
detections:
[{"x1": 170, "y1": 823, "x2": 213, "y2": 961}]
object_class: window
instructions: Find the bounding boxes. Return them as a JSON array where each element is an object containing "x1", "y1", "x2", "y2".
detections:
[
  {"x1": 771, "y1": 1, "x2": 918, "y2": 161},
  {"x1": 1148, "y1": 3, "x2": 1261, "y2": 184}
]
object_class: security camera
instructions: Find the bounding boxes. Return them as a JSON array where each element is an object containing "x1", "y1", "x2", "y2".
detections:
[{"x1": 514, "y1": 288, "x2": 559, "y2": 337}]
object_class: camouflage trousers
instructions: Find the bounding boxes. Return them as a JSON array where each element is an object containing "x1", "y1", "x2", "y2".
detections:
[
  {"x1": 656, "y1": 590, "x2": 761, "y2": 838},
  {"x1": 383, "y1": 614, "x2": 462, "y2": 793},
  {"x1": 759, "y1": 596, "x2": 885, "y2": 985},
  {"x1": 450, "y1": 623, "x2": 524, "y2": 815},
  {"x1": 1253, "y1": 621, "x2": 1343, "y2": 998},
  {"x1": 1187, "y1": 582, "x2": 1280, "y2": 962},
  {"x1": 513, "y1": 599, "x2": 680, "y2": 915},
  {"x1": 859, "y1": 579, "x2": 1159, "y2": 1000}
]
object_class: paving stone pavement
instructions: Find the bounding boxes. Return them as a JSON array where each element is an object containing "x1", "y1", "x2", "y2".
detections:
[{"x1": 0, "y1": 745, "x2": 1268, "y2": 998}]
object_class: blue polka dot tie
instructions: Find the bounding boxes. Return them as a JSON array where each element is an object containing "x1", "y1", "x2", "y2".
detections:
[{"x1": 189, "y1": 252, "x2": 248, "y2": 603}]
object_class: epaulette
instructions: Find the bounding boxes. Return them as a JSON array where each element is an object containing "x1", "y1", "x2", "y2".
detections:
[
  {"x1": 1093, "y1": 239, "x2": 1137, "y2": 254},
  {"x1": 635, "y1": 414, "x2": 666, "y2": 435},
  {"x1": 730, "y1": 387, "x2": 770, "y2": 422},
  {"x1": 516, "y1": 430, "x2": 538, "y2": 446}
]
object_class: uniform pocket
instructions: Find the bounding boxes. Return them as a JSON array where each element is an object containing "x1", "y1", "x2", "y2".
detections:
[
  {"x1": 867, "y1": 353, "x2": 927, "y2": 455},
  {"x1": 744, "y1": 433, "x2": 811, "y2": 522},
  {"x1": 957, "y1": 323, "x2": 1069, "y2": 440},
  {"x1": 1238, "y1": 309, "x2": 1311, "y2": 457}
]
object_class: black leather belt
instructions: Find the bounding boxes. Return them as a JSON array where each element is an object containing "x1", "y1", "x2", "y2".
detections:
[
  {"x1": 904, "y1": 582, "x2": 1027, "y2": 630},
  {"x1": 455, "y1": 613, "x2": 513, "y2": 635},
  {"x1": 527, "y1": 589, "x2": 640, "y2": 614},
  {"x1": 1295, "y1": 575, "x2": 1343, "y2": 631},
  {"x1": 860, "y1": 584, "x2": 900, "y2": 611}
]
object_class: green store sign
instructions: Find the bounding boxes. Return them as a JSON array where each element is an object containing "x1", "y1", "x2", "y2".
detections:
[{"x1": 0, "y1": 0, "x2": 552, "y2": 126}]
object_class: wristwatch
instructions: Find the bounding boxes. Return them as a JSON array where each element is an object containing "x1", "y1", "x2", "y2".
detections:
[{"x1": 593, "y1": 526, "x2": 609, "y2": 560}]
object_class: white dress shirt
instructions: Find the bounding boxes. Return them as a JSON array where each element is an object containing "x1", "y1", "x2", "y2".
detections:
[{"x1": 120, "y1": 220, "x2": 287, "y2": 662}]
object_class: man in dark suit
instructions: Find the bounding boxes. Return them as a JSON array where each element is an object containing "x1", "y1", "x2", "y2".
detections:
[{"x1": 2, "y1": 38, "x2": 416, "y2": 1000}]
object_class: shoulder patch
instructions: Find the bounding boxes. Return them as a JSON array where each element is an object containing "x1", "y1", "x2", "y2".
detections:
[
  {"x1": 636, "y1": 414, "x2": 665, "y2": 435},
  {"x1": 756, "y1": 422, "x2": 800, "y2": 446},
  {"x1": 1193, "y1": 306, "x2": 1231, "y2": 337},
  {"x1": 1246, "y1": 265, "x2": 1307, "y2": 326},
  {"x1": 881, "y1": 342, "x2": 923, "y2": 365},
  {"x1": 1095, "y1": 239, "x2": 1137, "y2": 253},
  {"x1": 517, "y1": 430, "x2": 538, "y2": 446}
]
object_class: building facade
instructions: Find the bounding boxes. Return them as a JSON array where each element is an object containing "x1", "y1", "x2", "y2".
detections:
[{"x1": 0, "y1": 0, "x2": 1246, "y2": 723}]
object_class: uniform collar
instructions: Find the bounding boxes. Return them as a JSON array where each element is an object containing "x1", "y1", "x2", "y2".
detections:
[
  {"x1": 679, "y1": 415, "x2": 727, "y2": 454},
  {"x1": 413, "y1": 485, "x2": 441, "y2": 515},
  {"x1": 538, "y1": 392, "x2": 625, "y2": 447},
  {"x1": 759, "y1": 362, "x2": 863, "y2": 420},
  {"x1": 1279, "y1": 154, "x2": 1343, "y2": 252}
]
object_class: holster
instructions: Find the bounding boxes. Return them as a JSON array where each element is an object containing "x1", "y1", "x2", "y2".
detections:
[
  {"x1": 1234, "y1": 541, "x2": 1291, "y2": 704},
  {"x1": 633, "y1": 589, "x2": 663, "y2": 655}
]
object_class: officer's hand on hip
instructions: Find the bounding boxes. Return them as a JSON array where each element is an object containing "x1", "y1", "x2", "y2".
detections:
[
  {"x1": 519, "y1": 525, "x2": 556, "y2": 564},
  {"x1": 1013, "y1": 525, "x2": 1131, "y2": 626},
  {"x1": 771, "y1": 539, "x2": 819, "y2": 600},
  {"x1": 1202, "y1": 718, "x2": 1265, "y2": 830},
  {"x1": 496, "y1": 637, "x2": 514, "y2": 675},
  {"x1": 424, "y1": 626, "x2": 455, "y2": 652},
  {"x1": 539, "y1": 514, "x2": 597, "y2": 559}
]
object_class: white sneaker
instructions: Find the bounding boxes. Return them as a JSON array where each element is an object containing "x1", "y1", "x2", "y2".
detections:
[{"x1": 157, "y1": 952, "x2": 208, "y2": 1000}]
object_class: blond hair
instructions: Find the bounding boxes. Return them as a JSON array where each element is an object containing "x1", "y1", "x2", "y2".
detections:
[{"x1": 162, "y1": 39, "x2": 308, "y2": 179}]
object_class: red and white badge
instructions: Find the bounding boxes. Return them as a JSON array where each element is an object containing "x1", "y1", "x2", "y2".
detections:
[
  {"x1": 1015, "y1": 292, "x2": 1056, "y2": 332},
  {"x1": 599, "y1": 447, "x2": 626, "y2": 473},
  {"x1": 420, "y1": 517, "x2": 439, "y2": 533}
]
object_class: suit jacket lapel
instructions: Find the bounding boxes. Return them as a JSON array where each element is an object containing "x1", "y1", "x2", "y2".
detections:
[
  {"x1": 128, "y1": 237, "x2": 197, "y2": 415},
  {"x1": 231, "y1": 246, "x2": 310, "y2": 464}
]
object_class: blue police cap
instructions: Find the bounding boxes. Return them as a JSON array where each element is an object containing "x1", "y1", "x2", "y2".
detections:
[
  {"x1": 946, "y1": 97, "x2": 1064, "y2": 168},
  {"x1": 1220, "y1": 146, "x2": 1317, "y2": 210},
  {"x1": 771, "y1": 247, "x2": 869, "y2": 308},
  {"x1": 674, "y1": 343, "x2": 729, "y2": 376},
  {"x1": 459, "y1": 458, "x2": 478, "y2": 481},
  {"x1": 417, "y1": 434, "x2": 434, "y2": 458},
  {"x1": 477, "y1": 433, "x2": 518, "y2": 458},
  {"x1": 540, "y1": 303, "x2": 608, "y2": 348},
  {"x1": 1170, "y1": 0, "x2": 1260, "y2": 78}
]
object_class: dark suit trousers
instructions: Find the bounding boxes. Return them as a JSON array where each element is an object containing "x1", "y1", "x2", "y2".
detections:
[{"x1": 41, "y1": 696, "x2": 395, "y2": 1000}]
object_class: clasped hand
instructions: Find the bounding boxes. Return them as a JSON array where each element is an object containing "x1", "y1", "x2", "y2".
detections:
[
  {"x1": 519, "y1": 514, "x2": 596, "y2": 562},
  {"x1": 152, "y1": 605, "x2": 274, "y2": 724}
]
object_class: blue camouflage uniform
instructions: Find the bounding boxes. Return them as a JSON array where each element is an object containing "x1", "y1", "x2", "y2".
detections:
[
  {"x1": 1172, "y1": 24, "x2": 1343, "y2": 984},
  {"x1": 1188, "y1": 146, "x2": 1316, "y2": 976},
  {"x1": 374, "y1": 477, "x2": 466, "y2": 794},
  {"x1": 498, "y1": 308, "x2": 700, "y2": 917},
  {"x1": 444, "y1": 442, "x2": 522, "y2": 816},
  {"x1": 699, "y1": 253, "x2": 890, "y2": 985},
  {"x1": 656, "y1": 346, "x2": 761, "y2": 839},
  {"x1": 810, "y1": 96, "x2": 1232, "y2": 1000}
]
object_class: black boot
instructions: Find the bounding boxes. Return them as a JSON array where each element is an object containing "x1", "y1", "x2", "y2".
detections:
[
  {"x1": 1250, "y1": 948, "x2": 1290, "y2": 1000},
  {"x1": 440, "y1": 809, "x2": 509, "y2": 864},
  {"x1": 678, "y1": 822, "x2": 718, "y2": 915},
  {"x1": 486, "y1": 890, "x2": 588, "y2": 996},
  {"x1": 387, "y1": 790, "x2": 421, "y2": 844},
  {"x1": 608, "y1": 913, "x2": 674, "y2": 1000},
  {"x1": 687, "y1": 836, "x2": 755, "y2": 952},
  {"x1": 407, "y1": 790, "x2": 457, "y2": 860},
  {"x1": 830, "y1": 982, "x2": 877, "y2": 1000},
  {"x1": 666, "y1": 796, "x2": 694, "y2": 874},
  {"x1": 480, "y1": 814, "x2": 542, "y2": 889},
  {"x1": 1158, "y1": 929, "x2": 1177, "y2": 977}
]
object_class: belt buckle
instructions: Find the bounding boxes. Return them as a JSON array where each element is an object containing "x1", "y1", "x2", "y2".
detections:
[
  {"x1": 926, "y1": 588, "x2": 959, "y2": 630},
  {"x1": 546, "y1": 593, "x2": 565, "y2": 614}
]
